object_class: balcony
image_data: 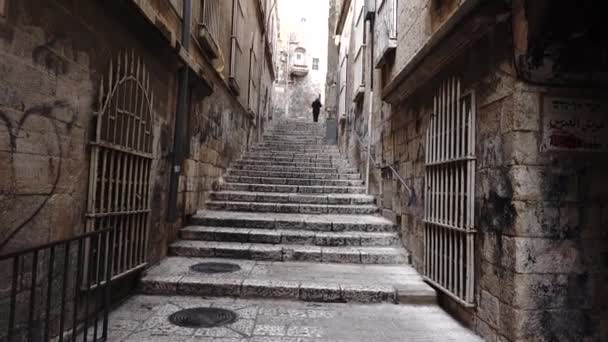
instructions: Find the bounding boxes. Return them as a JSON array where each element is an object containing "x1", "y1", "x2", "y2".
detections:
[{"x1": 290, "y1": 63, "x2": 309, "y2": 76}]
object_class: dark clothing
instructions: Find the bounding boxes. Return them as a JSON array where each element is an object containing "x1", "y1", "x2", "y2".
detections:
[{"x1": 312, "y1": 99, "x2": 322, "y2": 122}]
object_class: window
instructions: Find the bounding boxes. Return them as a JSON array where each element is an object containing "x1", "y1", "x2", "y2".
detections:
[
  {"x1": 374, "y1": 0, "x2": 397, "y2": 67},
  {"x1": 296, "y1": 53, "x2": 302, "y2": 61},
  {"x1": 312, "y1": 58, "x2": 319, "y2": 70},
  {"x1": 424, "y1": 77, "x2": 476, "y2": 306},
  {"x1": 229, "y1": 0, "x2": 245, "y2": 94},
  {"x1": 199, "y1": 0, "x2": 222, "y2": 60}
]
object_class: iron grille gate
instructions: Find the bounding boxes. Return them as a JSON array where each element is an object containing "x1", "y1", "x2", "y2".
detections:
[
  {"x1": 424, "y1": 77, "x2": 476, "y2": 306},
  {"x1": 86, "y1": 51, "x2": 154, "y2": 281}
]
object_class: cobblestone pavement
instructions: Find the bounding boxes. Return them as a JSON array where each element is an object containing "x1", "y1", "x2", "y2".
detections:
[{"x1": 108, "y1": 295, "x2": 482, "y2": 341}]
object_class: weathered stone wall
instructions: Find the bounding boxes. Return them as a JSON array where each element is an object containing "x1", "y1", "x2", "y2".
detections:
[
  {"x1": 330, "y1": 0, "x2": 608, "y2": 340},
  {"x1": 0, "y1": 0, "x2": 276, "y2": 338},
  {"x1": 0, "y1": 0, "x2": 181, "y2": 257},
  {"x1": 0, "y1": 0, "x2": 275, "y2": 256}
]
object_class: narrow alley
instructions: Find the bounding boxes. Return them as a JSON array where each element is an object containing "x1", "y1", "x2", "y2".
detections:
[
  {"x1": 108, "y1": 119, "x2": 480, "y2": 341},
  {"x1": 1, "y1": 0, "x2": 607, "y2": 341}
]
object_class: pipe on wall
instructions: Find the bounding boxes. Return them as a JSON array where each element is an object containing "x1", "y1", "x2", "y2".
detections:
[{"x1": 168, "y1": 0, "x2": 192, "y2": 223}]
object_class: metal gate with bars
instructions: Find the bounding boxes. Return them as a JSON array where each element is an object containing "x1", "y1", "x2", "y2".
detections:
[
  {"x1": 424, "y1": 77, "x2": 476, "y2": 306},
  {"x1": 86, "y1": 51, "x2": 154, "y2": 280}
]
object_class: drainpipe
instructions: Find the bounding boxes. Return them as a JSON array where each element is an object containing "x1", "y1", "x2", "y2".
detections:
[
  {"x1": 168, "y1": 0, "x2": 192, "y2": 223},
  {"x1": 365, "y1": 16, "x2": 374, "y2": 194}
]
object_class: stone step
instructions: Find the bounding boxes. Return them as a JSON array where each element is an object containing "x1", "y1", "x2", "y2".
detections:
[
  {"x1": 243, "y1": 149, "x2": 347, "y2": 160},
  {"x1": 222, "y1": 182, "x2": 367, "y2": 194},
  {"x1": 245, "y1": 151, "x2": 343, "y2": 158},
  {"x1": 180, "y1": 226, "x2": 398, "y2": 246},
  {"x1": 240, "y1": 156, "x2": 346, "y2": 164},
  {"x1": 236, "y1": 159, "x2": 351, "y2": 168},
  {"x1": 224, "y1": 175, "x2": 363, "y2": 187},
  {"x1": 206, "y1": 201, "x2": 378, "y2": 215},
  {"x1": 169, "y1": 241, "x2": 407, "y2": 264},
  {"x1": 230, "y1": 163, "x2": 357, "y2": 174},
  {"x1": 210, "y1": 191, "x2": 375, "y2": 205},
  {"x1": 191, "y1": 210, "x2": 395, "y2": 232},
  {"x1": 228, "y1": 169, "x2": 360, "y2": 180},
  {"x1": 252, "y1": 145, "x2": 339, "y2": 152},
  {"x1": 261, "y1": 137, "x2": 327, "y2": 142},
  {"x1": 139, "y1": 257, "x2": 436, "y2": 304}
]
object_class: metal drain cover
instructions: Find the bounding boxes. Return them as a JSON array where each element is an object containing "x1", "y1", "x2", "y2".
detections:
[
  {"x1": 168, "y1": 307, "x2": 238, "y2": 328},
  {"x1": 190, "y1": 262, "x2": 241, "y2": 274}
]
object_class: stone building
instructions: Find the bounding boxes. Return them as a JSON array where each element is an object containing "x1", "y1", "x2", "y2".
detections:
[
  {"x1": 273, "y1": 0, "x2": 328, "y2": 120},
  {"x1": 328, "y1": 0, "x2": 608, "y2": 341},
  {"x1": 0, "y1": 0, "x2": 277, "y2": 338}
]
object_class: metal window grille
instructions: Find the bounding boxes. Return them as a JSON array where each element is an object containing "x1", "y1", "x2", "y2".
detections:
[
  {"x1": 201, "y1": 0, "x2": 220, "y2": 43},
  {"x1": 86, "y1": 51, "x2": 154, "y2": 281},
  {"x1": 229, "y1": 0, "x2": 245, "y2": 94},
  {"x1": 352, "y1": 1, "x2": 366, "y2": 102},
  {"x1": 248, "y1": 47, "x2": 259, "y2": 113},
  {"x1": 424, "y1": 77, "x2": 476, "y2": 306},
  {"x1": 338, "y1": 54, "x2": 348, "y2": 117}
]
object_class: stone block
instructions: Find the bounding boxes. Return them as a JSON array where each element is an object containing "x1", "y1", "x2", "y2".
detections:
[
  {"x1": 242, "y1": 279, "x2": 300, "y2": 299},
  {"x1": 477, "y1": 290, "x2": 499, "y2": 328},
  {"x1": 509, "y1": 201, "x2": 560, "y2": 238},
  {"x1": 214, "y1": 244, "x2": 252, "y2": 259},
  {"x1": 249, "y1": 245, "x2": 283, "y2": 261},
  {"x1": 178, "y1": 277, "x2": 242, "y2": 297},
  {"x1": 499, "y1": 304, "x2": 591, "y2": 341},
  {"x1": 314, "y1": 232, "x2": 354, "y2": 246},
  {"x1": 502, "y1": 131, "x2": 541, "y2": 165},
  {"x1": 214, "y1": 228, "x2": 250, "y2": 243},
  {"x1": 281, "y1": 230, "x2": 315, "y2": 244},
  {"x1": 473, "y1": 316, "x2": 498, "y2": 342},
  {"x1": 507, "y1": 236, "x2": 583, "y2": 274},
  {"x1": 360, "y1": 249, "x2": 404, "y2": 264},
  {"x1": 299, "y1": 282, "x2": 341, "y2": 302},
  {"x1": 283, "y1": 246, "x2": 322, "y2": 262},
  {"x1": 321, "y1": 247, "x2": 360, "y2": 263},
  {"x1": 139, "y1": 276, "x2": 181, "y2": 294},
  {"x1": 502, "y1": 89, "x2": 540, "y2": 133},
  {"x1": 508, "y1": 165, "x2": 542, "y2": 201},
  {"x1": 340, "y1": 284, "x2": 396, "y2": 303},
  {"x1": 249, "y1": 229, "x2": 282, "y2": 244}
]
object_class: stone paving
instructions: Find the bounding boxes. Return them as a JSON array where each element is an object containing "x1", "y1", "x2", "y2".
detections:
[
  {"x1": 136, "y1": 119, "x2": 436, "y2": 305},
  {"x1": 140, "y1": 257, "x2": 436, "y2": 304},
  {"x1": 108, "y1": 295, "x2": 483, "y2": 341},
  {"x1": 115, "y1": 119, "x2": 481, "y2": 340}
]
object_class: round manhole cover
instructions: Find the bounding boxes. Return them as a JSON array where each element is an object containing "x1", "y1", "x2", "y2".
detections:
[
  {"x1": 190, "y1": 262, "x2": 241, "y2": 274},
  {"x1": 168, "y1": 308, "x2": 238, "y2": 328}
]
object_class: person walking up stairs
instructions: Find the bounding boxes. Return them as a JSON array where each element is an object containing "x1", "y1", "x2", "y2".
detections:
[{"x1": 139, "y1": 118, "x2": 436, "y2": 304}]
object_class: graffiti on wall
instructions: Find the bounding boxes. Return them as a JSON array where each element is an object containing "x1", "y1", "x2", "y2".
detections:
[
  {"x1": 541, "y1": 96, "x2": 607, "y2": 152},
  {"x1": 0, "y1": 100, "x2": 77, "y2": 250}
]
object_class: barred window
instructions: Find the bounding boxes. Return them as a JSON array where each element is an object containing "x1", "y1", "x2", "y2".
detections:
[
  {"x1": 312, "y1": 58, "x2": 320, "y2": 70},
  {"x1": 424, "y1": 77, "x2": 477, "y2": 306}
]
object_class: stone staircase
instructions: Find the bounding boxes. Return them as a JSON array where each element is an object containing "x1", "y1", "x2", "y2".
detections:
[{"x1": 140, "y1": 119, "x2": 436, "y2": 304}]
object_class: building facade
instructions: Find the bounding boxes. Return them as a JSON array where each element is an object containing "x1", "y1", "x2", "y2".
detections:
[
  {"x1": 273, "y1": 0, "x2": 328, "y2": 120},
  {"x1": 328, "y1": 0, "x2": 608, "y2": 341},
  {"x1": 0, "y1": 0, "x2": 277, "y2": 339}
]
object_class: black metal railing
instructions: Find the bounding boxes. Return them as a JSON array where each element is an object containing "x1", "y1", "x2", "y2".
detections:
[{"x1": 0, "y1": 228, "x2": 115, "y2": 342}]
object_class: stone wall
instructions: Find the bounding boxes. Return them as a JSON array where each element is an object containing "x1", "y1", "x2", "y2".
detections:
[
  {"x1": 330, "y1": 0, "x2": 608, "y2": 340},
  {"x1": 0, "y1": 0, "x2": 277, "y2": 338}
]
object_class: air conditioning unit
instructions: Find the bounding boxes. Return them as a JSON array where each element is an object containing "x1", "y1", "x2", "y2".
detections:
[{"x1": 365, "y1": 0, "x2": 376, "y2": 20}]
